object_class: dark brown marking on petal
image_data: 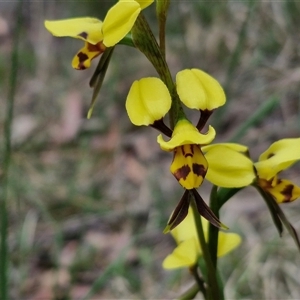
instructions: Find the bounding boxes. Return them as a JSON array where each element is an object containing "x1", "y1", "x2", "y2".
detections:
[
  {"x1": 174, "y1": 165, "x2": 191, "y2": 181},
  {"x1": 181, "y1": 146, "x2": 186, "y2": 157},
  {"x1": 77, "y1": 52, "x2": 89, "y2": 70},
  {"x1": 192, "y1": 163, "x2": 206, "y2": 178},
  {"x1": 181, "y1": 146, "x2": 193, "y2": 158},
  {"x1": 87, "y1": 42, "x2": 106, "y2": 53},
  {"x1": 281, "y1": 184, "x2": 294, "y2": 202},
  {"x1": 267, "y1": 153, "x2": 275, "y2": 159},
  {"x1": 190, "y1": 145, "x2": 194, "y2": 155},
  {"x1": 78, "y1": 31, "x2": 88, "y2": 39}
]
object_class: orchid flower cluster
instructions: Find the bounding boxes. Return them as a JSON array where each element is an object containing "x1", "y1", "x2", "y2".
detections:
[{"x1": 45, "y1": 1, "x2": 300, "y2": 299}]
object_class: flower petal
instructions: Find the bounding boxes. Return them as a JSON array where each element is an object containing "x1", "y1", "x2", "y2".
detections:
[
  {"x1": 259, "y1": 178, "x2": 300, "y2": 203},
  {"x1": 255, "y1": 138, "x2": 300, "y2": 180},
  {"x1": 162, "y1": 238, "x2": 198, "y2": 269},
  {"x1": 157, "y1": 119, "x2": 216, "y2": 151},
  {"x1": 170, "y1": 145, "x2": 208, "y2": 189},
  {"x1": 126, "y1": 77, "x2": 171, "y2": 126},
  {"x1": 203, "y1": 143, "x2": 249, "y2": 154},
  {"x1": 176, "y1": 69, "x2": 226, "y2": 111},
  {"x1": 102, "y1": 0, "x2": 141, "y2": 47},
  {"x1": 171, "y1": 207, "x2": 198, "y2": 243},
  {"x1": 44, "y1": 18, "x2": 103, "y2": 44},
  {"x1": 71, "y1": 42, "x2": 104, "y2": 70},
  {"x1": 217, "y1": 232, "x2": 242, "y2": 257},
  {"x1": 204, "y1": 145, "x2": 255, "y2": 187}
]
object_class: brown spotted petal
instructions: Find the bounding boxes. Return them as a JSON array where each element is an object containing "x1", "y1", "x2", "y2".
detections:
[
  {"x1": 259, "y1": 177, "x2": 300, "y2": 203},
  {"x1": 170, "y1": 144, "x2": 208, "y2": 190},
  {"x1": 72, "y1": 42, "x2": 106, "y2": 70}
]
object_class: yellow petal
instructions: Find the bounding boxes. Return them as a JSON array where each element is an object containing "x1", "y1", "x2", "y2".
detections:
[
  {"x1": 102, "y1": 0, "x2": 141, "y2": 47},
  {"x1": 259, "y1": 178, "x2": 300, "y2": 203},
  {"x1": 203, "y1": 143, "x2": 249, "y2": 154},
  {"x1": 133, "y1": 0, "x2": 154, "y2": 9},
  {"x1": 171, "y1": 207, "x2": 198, "y2": 243},
  {"x1": 176, "y1": 69, "x2": 226, "y2": 111},
  {"x1": 71, "y1": 42, "x2": 104, "y2": 70},
  {"x1": 125, "y1": 78, "x2": 171, "y2": 126},
  {"x1": 164, "y1": 208, "x2": 241, "y2": 269},
  {"x1": 170, "y1": 145, "x2": 208, "y2": 189},
  {"x1": 44, "y1": 18, "x2": 103, "y2": 44},
  {"x1": 255, "y1": 138, "x2": 300, "y2": 180},
  {"x1": 162, "y1": 238, "x2": 198, "y2": 269},
  {"x1": 205, "y1": 145, "x2": 255, "y2": 187},
  {"x1": 157, "y1": 119, "x2": 216, "y2": 151},
  {"x1": 217, "y1": 232, "x2": 242, "y2": 257}
]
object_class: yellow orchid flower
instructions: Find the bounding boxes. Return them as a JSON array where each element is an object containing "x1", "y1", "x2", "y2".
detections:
[
  {"x1": 126, "y1": 70, "x2": 225, "y2": 190},
  {"x1": 254, "y1": 138, "x2": 300, "y2": 203},
  {"x1": 163, "y1": 208, "x2": 241, "y2": 269},
  {"x1": 45, "y1": 0, "x2": 153, "y2": 70},
  {"x1": 203, "y1": 139, "x2": 300, "y2": 203}
]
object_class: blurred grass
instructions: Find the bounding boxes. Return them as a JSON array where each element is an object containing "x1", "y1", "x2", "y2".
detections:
[{"x1": 1, "y1": 0, "x2": 300, "y2": 299}]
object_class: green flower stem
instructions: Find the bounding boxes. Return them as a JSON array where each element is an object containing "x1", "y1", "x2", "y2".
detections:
[
  {"x1": 190, "y1": 194, "x2": 220, "y2": 300},
  {"x1": 208, "y1": 185, "x2": 219, "y2": 268},
  {"x1": 1, "y1": 0, "x2": 23, "y2": 298},
  {"x1": 131, "y1": 13, "x2": 185, "y2": 129},
  {"x1": 208, "y1": 185, "x2": 225, "y2": 300},
  {"x1": 156, "y1": 0, "x2": 170, "y2": 59}
]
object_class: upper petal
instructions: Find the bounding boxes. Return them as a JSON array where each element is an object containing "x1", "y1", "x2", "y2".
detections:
[
  {"x1": 203, "y1": 143, "x2": 249, "y2": 154},
  {"x1": 125, "y1": 77, "x2": 171, "y2": 126},
  {"x1": 157, "y1": 119, "x2": 216, "y2": 151},
  {"x1": 255, "y1": 138, "x2": 300, "y2": 180},
  {"x1": 204, "y1": 144, "x2": 255, "y2": 187},
  {"x1": 44, "y1": 18, "x2": 103, "y2": 44},
  {"x1": 176, "y1": 69, "x2": 226, "y2": 111},
  {"x1": 102, "y1": 0, "x2": 141, "y2": 47}
]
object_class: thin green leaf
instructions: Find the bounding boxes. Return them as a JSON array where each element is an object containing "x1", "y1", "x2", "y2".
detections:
[
  {"x1": 87, "y1": 47, "x2": 115, "y2": 119},
  {"x1": 216, "y1": 187, "x2": 242, "y2": 208}
]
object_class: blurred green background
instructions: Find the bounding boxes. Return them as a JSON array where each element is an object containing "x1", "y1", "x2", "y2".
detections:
[{"x1": 1, "y1": 0, "x2": 300, "y2": 299}]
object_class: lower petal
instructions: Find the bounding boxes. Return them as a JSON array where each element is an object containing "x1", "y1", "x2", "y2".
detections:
[
  {"x1": 259, "y1": 178, "x2": 300, "y2": 203},
  {"x1": 170, "y1": 145, "x2": 208, "y2": 189},
  {"x1": 162, "y1": 238, "x2": 199, "y2": 269},
  {"x1": 71, "y1": 42, "x2": 105, "y2": 70}
]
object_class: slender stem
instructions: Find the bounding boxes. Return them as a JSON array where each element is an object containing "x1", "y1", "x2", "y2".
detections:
[
  {"x1": 1, "y1": 0, "x2": 23, "y2": 298},
  {"x1": 156, "y1": 0, "x2": 170, "y2": 59},
  {"x1": 208, "y1": 185, "x2": 219, "y2": 268},
  {"x1": 190, "y1": 195, "x2": 220, "y2": 300}
]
